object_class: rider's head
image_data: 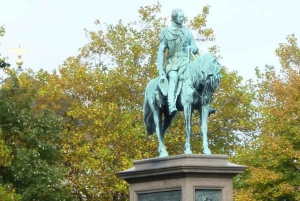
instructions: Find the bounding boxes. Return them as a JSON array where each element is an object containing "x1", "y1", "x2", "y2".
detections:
[{"x1": 171, "y1": 9, "x2": 184, "y2": 25}]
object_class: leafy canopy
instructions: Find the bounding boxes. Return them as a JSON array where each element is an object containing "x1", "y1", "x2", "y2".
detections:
[{"x1": 234, "y1": 35, "x2": 300, "y2": 201}]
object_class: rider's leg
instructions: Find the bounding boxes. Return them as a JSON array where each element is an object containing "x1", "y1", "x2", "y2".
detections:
[{"x1": 167, "y1": 70, "x2": 178, "y2": 115}]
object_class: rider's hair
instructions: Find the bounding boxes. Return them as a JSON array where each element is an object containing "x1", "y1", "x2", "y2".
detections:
[{"x1": 171, "y1": 9, "x2": 183, "y2": 22}]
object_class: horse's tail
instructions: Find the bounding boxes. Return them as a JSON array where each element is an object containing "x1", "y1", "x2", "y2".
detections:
[{"x1": 143, "y1": 97, "x2": 155, "y2": 136}]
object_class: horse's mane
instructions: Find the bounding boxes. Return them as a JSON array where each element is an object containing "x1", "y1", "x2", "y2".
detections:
[{"x1": 189, "y1": 52, "x2": 221, "y2": 88}]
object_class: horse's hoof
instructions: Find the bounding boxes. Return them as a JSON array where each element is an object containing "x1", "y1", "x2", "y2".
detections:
[
  {"x1": 203, "y1": 148, "x2": 211, "y2": 154},
  {"x1": 184, "y1": 149, "x2": 193, "y2": 154},
  {"x1": 159, "y1": 151, "x2": 169, "y2": 158},
  {"x1": 169, "y1": 105, "x2": 177, "y2": 115}
]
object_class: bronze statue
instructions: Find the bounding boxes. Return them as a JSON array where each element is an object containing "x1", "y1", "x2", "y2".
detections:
[
  {"x1": 143, "y1": 9, "x2": 222, "y2": 157},
  {"x1": 157, "y1": 9, "x2": 199, "y2": 115}
]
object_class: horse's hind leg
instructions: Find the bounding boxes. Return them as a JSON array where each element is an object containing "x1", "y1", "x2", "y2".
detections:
[
  {"x1": 162, "y1": 113, "x2": 176, "y2": 136},
  {"x1": 201, "y1": 104, "x2": 211, "y2": 154},
  {"x1": 152, "y1": 110, "x2": 168, "y2": 157}
]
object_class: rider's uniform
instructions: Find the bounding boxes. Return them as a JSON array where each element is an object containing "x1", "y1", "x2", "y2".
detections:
[{"x1": 156, "y1": 23, "x2": 198, "y2": 114}]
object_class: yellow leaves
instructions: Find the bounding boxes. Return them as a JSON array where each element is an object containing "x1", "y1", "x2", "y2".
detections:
[
  {"x1": 275, "y1": 182, "x2": 295, "y2": 197},
  {"x1": 138, "y1": 2, "x2": 161, "y2": 23},
  {"x1": 203, "y1": 6, "x2": 210, "y2": 15},
  {"x1": 249, "y1": 167, "x2": 282, "y2": 185},
  {"x1": 244, "y1": 36, "x2": 300, "y2": 199},
  {"x1": 276, "y1": 34, "x2": 300, "y2": 70},
  {"x1": 258, "y1": 135, "x2": 295, "y2": 163},
  {"x1": 234, "y1": 189, "x2": 255, "y2": 201},
  {"x1": 234, "y1": 130, "x2": 299, "y2": 200},
  {"x1": 189, "y1": 14, "x2": 206, "y2": 29},
  {"x1": 236, "y1": 165, "x2": 296, "y2": 200},
  {"x1": 40, "y1": 58, "x2": 149, "y2": 198},
  {"x1": 189, "y1": 5, "x2": 210, "y2": 29},
  {"x1": 187, "y1": 5, "x2": 215, "y2": 44}
]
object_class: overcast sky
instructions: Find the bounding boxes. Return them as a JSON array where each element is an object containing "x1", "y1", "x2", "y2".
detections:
[{"x1": 1, "y1": 0, "x2": 300, "y2": 80}]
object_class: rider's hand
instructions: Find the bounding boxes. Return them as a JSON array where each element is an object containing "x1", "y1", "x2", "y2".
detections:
[{"x1": 187, "y1": 45, "x2": 196, "y2": 54}]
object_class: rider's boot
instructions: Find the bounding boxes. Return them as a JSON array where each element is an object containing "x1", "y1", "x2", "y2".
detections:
[
  {"x1": 209, "y1": 106, "x2": 216, "y2": 115},
  {"x1": 168, "y1": 77, "x2": 177, "y2": 115}
]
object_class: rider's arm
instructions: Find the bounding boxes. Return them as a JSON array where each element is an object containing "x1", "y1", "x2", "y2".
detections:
[
  {"x1": 156, "y1": 31, "x2": 167, "y2": 76},
  {"x1": 189, "y1": 31, "x2": 198, "y2": 55}
]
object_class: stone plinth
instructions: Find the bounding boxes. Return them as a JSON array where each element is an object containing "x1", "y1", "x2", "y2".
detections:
[{"x1": 117, "y1": 154, "x2": 246, "y2": 201}]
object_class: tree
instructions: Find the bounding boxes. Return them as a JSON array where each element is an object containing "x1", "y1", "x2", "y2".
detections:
[
  {"x1": 0, "y1": 26, "x2": 20, "y2": 201},
  {"x1": 233, "y1": 35, "x2": 300, "y2": 200},
  {"x1": 0, "y1": 74, "x2": 74, "y2": 201},
  {"x1": 0, "y1": 134, "x2": 20, "y2": 201}
]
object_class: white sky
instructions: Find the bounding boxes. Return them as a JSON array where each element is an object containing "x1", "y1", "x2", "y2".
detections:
[{"x1": 1, "y1": 0, "x2": 300, "y2": 80}]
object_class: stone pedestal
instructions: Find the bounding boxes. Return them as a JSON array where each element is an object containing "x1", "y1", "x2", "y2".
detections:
[{"x1": 117, "y1": 154, "x2": 246, "y2": 201}]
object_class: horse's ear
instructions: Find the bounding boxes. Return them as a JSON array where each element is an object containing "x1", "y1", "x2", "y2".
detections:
[{"x1": 158, "y1": 76, "x2": 168, "y2": 96}]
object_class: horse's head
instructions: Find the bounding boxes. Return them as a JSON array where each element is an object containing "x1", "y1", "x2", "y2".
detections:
[{"x1": 189, "y1": 52, "x2": 222, "y2": 89}]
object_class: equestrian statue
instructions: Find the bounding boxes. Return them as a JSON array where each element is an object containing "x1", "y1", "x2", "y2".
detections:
[{"x1": 143, "y1": 9, "x2": 222, "y2": 157}]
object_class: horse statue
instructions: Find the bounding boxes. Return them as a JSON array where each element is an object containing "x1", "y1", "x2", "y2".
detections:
[{"x1": 143, "y1": 52, "x2": 221, "y2": 157}]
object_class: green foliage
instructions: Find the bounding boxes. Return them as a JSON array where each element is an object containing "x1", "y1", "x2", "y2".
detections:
[
  {"x1": 0, "y1": 75, "x2": 73, "y2": 201},
  {"x1": 0, "y1": 184, "x2": 21, "y2": 201}
]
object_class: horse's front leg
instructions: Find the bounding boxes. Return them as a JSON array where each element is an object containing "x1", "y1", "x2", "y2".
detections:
[
  {"x1": 153, "y1": 111, "x2": 168, "y2": 157},
  {"x1": 184, "y1": 104, "x2": 193, "y2": 154},
  {"x1": 201, "y1": 104, "x2": 211, "y2": 154}
]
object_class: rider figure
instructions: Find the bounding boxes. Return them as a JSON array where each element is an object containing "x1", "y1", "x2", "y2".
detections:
[{"x1": 156, "y1": 9, "x2": 198, "y2": 115}]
